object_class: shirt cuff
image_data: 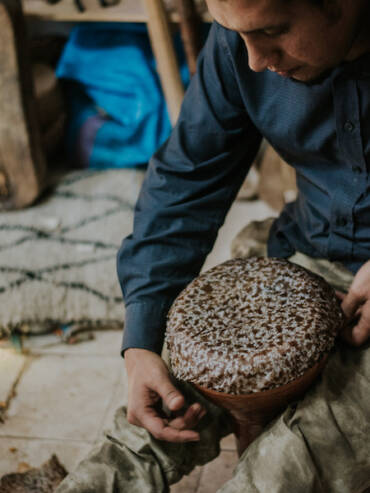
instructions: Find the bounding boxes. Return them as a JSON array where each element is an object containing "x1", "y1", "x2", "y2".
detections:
[{"x1": 121, "y1": 299, "x2": 174, "y2": 357}]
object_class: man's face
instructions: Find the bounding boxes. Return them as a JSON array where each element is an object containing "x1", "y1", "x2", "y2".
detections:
[{"x1": 206, "y1": 0, "x2": 366, "y2": 82}]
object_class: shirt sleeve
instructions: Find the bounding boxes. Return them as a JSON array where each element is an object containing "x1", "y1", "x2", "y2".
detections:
[{"x1": 117, "y1": 22, "x2": 262, "y2": 355}]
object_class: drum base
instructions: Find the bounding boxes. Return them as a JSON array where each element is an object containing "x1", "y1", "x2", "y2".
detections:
[{"x1": 194, "y1": 354, "x2": 328, "y2": 457}]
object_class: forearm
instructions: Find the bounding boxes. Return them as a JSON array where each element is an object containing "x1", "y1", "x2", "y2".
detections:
[{"x1": 117, "y1": 22, "x2": 262, "y2": 354}]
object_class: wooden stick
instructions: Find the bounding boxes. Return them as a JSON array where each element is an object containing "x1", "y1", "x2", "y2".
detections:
[
  {"x1": 175, "y1": 0, "x2": 202, "y2": 76},
  {"x1": 143, "y1": 0, "x2": 184, "y2": 125}
]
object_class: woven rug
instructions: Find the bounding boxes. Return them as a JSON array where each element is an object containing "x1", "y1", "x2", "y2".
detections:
[{"x1": 0, "y1": 168, "x2": 145, "y2": 336}]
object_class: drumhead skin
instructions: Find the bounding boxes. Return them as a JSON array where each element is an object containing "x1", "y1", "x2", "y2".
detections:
[{"x1": 166, "y1": 257, "x2": 344, "y2": 395}]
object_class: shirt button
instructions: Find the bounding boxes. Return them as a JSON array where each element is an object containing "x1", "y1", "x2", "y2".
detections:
[
  {"x1": 344, "y1": 120, "x2": 355, "y2": 133},
  {"x1": 336, "y1": 217, "x2": 348, "y2": 227},
  {"x1": 352, "y1": 165, "x2": 362, "y2": 173}
]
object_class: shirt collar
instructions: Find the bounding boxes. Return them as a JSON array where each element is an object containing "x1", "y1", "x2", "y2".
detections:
[{"x1": 339, "y1": 51, "x2": 370, "y2": 78}]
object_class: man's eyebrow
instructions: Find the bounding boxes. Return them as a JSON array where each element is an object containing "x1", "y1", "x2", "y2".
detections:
[
  {"x1": 221, "y1": 22, "x2": 289, "y2": 34},
  {"x1": 242, "y1": 23, "x2": 287, "y2": 34}
]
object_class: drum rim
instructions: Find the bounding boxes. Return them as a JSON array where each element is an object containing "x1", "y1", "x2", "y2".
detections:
[{"x1": 192, "y1": 352, "x2": 329, "y2": 401}]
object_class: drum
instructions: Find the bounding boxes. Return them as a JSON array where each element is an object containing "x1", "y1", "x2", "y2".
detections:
[{"x1": 166, "y1": 257, "x2": 343, "y2": 456}]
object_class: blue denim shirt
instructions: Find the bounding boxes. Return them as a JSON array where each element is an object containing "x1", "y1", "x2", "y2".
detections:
[{"x1": 117, "y1": 22, "x2": 370, "y2": 354}]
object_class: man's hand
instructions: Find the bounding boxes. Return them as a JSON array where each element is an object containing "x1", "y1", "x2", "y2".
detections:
[
  {"x1": 337, "y1": 260, "x2": 370, "y2": 346},
  {"x1": 124, "y1": 348, "x2": 206, "y2": 442}
]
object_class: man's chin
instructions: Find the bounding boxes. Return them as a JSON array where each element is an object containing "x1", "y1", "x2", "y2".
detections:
[{"x1": 290, "y1": 67, "x2": 332, "y2": 84}]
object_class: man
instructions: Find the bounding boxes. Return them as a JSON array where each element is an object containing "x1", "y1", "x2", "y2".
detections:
[{"x1": 56, "y1": 0, "x2": 370, "y2": 491}]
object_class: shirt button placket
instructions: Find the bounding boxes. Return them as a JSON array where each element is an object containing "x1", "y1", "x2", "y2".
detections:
[
  {"x1": 343, "y1": 120, "x2": 355, "y2": 133},
  {"x1": 336, "y1": 217, "x2": 348, "y2": 228},
  {"x1": 328, "y1": 77, "x2": 360, "y2": 261}
]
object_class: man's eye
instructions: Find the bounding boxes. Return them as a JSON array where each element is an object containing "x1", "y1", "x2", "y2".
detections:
[{"x1": 263, "y1": 27, "x2": 289, "y2": 38}]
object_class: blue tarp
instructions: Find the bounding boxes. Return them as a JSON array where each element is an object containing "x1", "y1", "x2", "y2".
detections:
[{"x1": 56, "y1": 23, "x2": 191, "y2": 169}]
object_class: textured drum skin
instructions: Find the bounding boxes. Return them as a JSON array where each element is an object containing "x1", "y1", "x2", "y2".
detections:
[{"x1": 166, "y1": 257, "x2": 343, "y2": 394}]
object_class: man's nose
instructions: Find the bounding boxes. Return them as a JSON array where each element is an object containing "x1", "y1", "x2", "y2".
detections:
[{"x1": 243, "y1": 38, "x2": 280, "y2": 73}]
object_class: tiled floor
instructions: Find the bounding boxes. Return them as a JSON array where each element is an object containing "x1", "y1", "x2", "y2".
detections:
[{"x1": 0, "y1": 197, "x2": 275, "y2": 491}]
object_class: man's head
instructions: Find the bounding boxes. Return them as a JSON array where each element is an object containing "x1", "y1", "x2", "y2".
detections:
[{"x1": 206, "y1": 0, "x2": 370, "y2": 82}]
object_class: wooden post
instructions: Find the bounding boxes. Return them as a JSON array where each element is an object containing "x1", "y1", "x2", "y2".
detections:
[
  {"x1": 0, "y1": 0, "x2": 46, "y2": 210},
  {"x1": 143, "y1": 0, "x2": 184, "y2": 125},
  {"x1": 176, "y1": 0, "x2": 202, "y2": 76}
]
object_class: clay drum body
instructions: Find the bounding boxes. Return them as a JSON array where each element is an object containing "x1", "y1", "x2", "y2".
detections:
[{"x1": 166, "y1": 257, "x2": 343, "y2": 456}]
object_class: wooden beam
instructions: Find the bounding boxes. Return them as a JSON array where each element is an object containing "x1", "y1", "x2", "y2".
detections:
[
  {"x1": 23, "y1": 0, "x2": 212, "y2": 23},
  {"x1": 0, "y1": 0, "x2": 46, "y2": 209}
]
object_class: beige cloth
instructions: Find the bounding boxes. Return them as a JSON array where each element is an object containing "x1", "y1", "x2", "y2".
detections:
[{"x1": 231, "y1": 218, "x2": 354, "y2": 292}]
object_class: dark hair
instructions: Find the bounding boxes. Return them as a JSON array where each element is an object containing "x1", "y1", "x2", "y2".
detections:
[{"x1": 218, "y1": 0, "x2": 326, "y2": 4}]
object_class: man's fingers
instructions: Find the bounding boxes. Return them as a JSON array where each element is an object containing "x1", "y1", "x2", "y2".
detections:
[
  {"x1": 169, "y1": 403, "x2": 206, "y2": 430},
  {"x1": 351, "y1": 323, "x2": 370, "y2": 346},
  {"x1": 349, "y1": 301, "x2": 370, "y2": 346},
  {"x1": 340, "y1": 299, "x2": 370, "y2": 346},
  {"x1": 340, "y1": 323, "x2": 357, "y2": 345},
  {"x1": 341, "y1": 289, "x2": 365, "y2": 320},
  {"x1": 341, "y1": 318, "x2": 370, "y2": 346},
  {"x1": 140, "y1": 410, "x2": 200, "y2": 442},
  {"x1": 335, "y1": 290, "x2": 346, "y2": 301},
  {"x1": 154, "y1": 380, "x2": 185, "y2": 412},
  {"x1": 124, "y1": 349, "x2": 203, "y2": 442}
]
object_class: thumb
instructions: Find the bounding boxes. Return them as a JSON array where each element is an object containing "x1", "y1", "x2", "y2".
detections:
[
  {"x1": 341, "y1": 289, "x2": 364, "y2": 321},
  {"x1": 351, "y1": 318, "x2": 370, "y2": 346},
  {"x1": 154, "y1": 377, "x2": 185, "y2": 412}
]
